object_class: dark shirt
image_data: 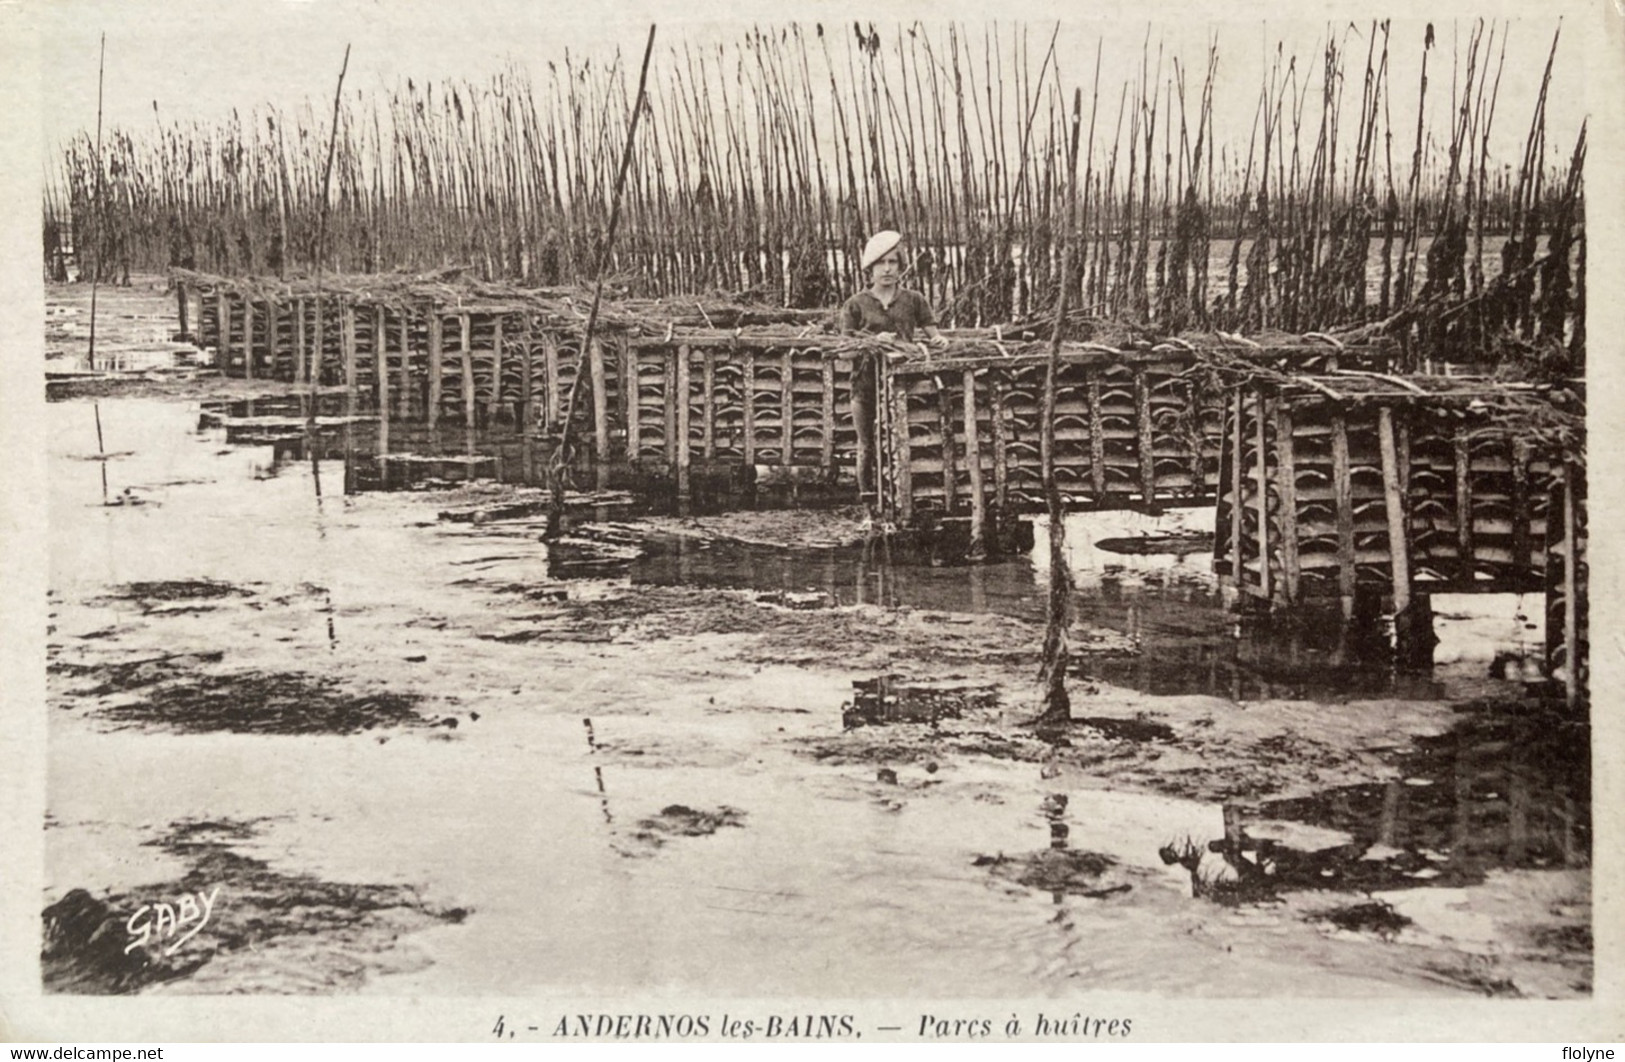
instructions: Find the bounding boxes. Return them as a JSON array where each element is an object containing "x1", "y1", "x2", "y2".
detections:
[{"x1": 840, "y1": 289, "x2": 936, "y2": 341}]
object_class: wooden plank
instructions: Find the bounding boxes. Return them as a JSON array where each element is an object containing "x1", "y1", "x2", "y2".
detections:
[
  {"x1": 1229, "y1": 390, "x2": 1245, "y2": 584},
  {"x1": 623, "y1": 341, "x2": 639, "y2": 457},
  {"x1": 217, "y1": 291, "x2": 233, "y2": 375},
  {"x1": 520, "y1": 328, "x2": 534, "y2": 431},
  {"x1": 702, "y1": 349, "x2": 716, "y2": 459},
  {"x1": 1331, "y1": 411, "x2": 1357, "y2": 615},
  {"x1": 294, "y1": 297, "x2": 307, "y2": 385},
  {"x1": 1134, "y1": 368, "x2": 1155, "y2": 505},
  {"x1": 742, "y1": 348, "x2": 757, "y2": 466},
  {"x1": 397, "y1": 314, "x2": 412, "y2": 420},
  {"x1": 820, "y1": 354, "x2": 836, "y2": 469},
  {"x1": 664, "y1": 348, "x2": 679, "y2": 468},
  {"x1": 963, "y1": 369, "x2": 986, "y2": 557},
  {"x1": 1454, "y1": 428, "x2": 1474, "y2": 583},
  {"x1": 991, "y1": 382, "x2": 1009, "y2": 515},
  {"x1": 782, "y1": 348, "x2": 794, "y2": 466},
  {"x1": 1275, "y1": 402, "x2": 1301, "y2": 605},
  {"x1": 243, "y1": 297, "x2": 256, "y2": 380},
  {"x1": 676, "y1": 345, "x2": 692, "y2": 495},
  {"x1": 459, "y1": 314, "x2": 475, "y2": 426},
  {"x1": 890, "y1": 373, "x2": 913, "y2": 524},
  {"x1": 1561, "y1": 464, "x2": 1579, "y2": 707},
  {"x1": 341, "y1": 302, "x2": 357, "y2": 405},
  {"x1": 487, "y1": 316, "x2": 505, "y2": 423},
  {"x1": 543, "y1": 337, "x2": 560, "y2": 430},
  {"x1": 428, "y1": 313, "x2": 443, "y2": 430},
  {"x1": 1378, "y1": 406, "x2": 1412, "y2": 615},
  {"x1": 936, "y1": 375, "x2": 958, "y2": 513},
  {"x1": 311, "y1": 297, "x2": 325, "y2": 387},
  {"x1": 1255, "y1": 390, "x2": 1272, "y2": 602},
  {"x1": 1511, "y1": 438, "x2": 1531, "y2": 579},
  {"x1": 375, "y1": 307, "x2": 391, "y2": 456},
  {"x1": 1087, "y1": 374, "x2": 1106, "y2": 498},
  {"x1": 589, "y1": 337, "x2": 610, "y2": 462}
]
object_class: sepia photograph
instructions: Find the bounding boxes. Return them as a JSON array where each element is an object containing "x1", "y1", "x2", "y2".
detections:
[{"x1": 2, "y1": 0, "x2": 1620, "y2": 1045}]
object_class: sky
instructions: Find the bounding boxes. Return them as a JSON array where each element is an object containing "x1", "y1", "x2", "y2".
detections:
[{"x1": 24, "y1": 0, "x2": 1592, "y2": 181}]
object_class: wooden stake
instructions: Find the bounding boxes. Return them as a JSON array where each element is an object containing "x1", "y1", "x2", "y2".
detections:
[
  {"x1": 1256, "y1": 390, "x2": 1272, "y2": 602},
  {"x1": 294, "y1": 297, "x2": 308, "y2": 385},
  {"x1": 1378, "y1": 405, "x2": 1412, "y2": 615},
  {"x1": 991, "y1": 381, "x2": 1010, "y2": 515},
  {"x1": 488, "y1": 316, "x2": 505, "y2": 423},
  {"x1": 1454, "y1": 428, "x2": 1474, "y2": 583},
  {"x1": 742, "y1": 348, "x2": 757, "y2": 466},
  {"x1": 702, "y1": 349, "x2": 716, "y2": 459},
  {"x1": 1331, "y1": 410, "x2": 1357, "y2": 615},
  {"x1": 676, "y1": 345, "x2": 692, "y2": 494},
  {"x1": 1561, "y1": 463, "x2": 1579, "y2": 707},
  {"x1": 891, "y1": 375, "x2": 913, "y2": 524},
  {"x1": 460, "y1": 314, "x2": 475, "y2": 426},
  {"x1": 397, "y1": 314, "x2": 411, "y2": 420},
  {"x1": 937, "y1": 375, "x2": 958, "y2": 513},
  {"x1": 1275, "y1": 401, "x2": 1301, "y2": 605},
  {"x1": 664, "y1": 348, "x2": 678, "y2": 468},
  {"x1": 963, "y1": 368, "x2": 986, "y2": 557},
  {"x1": 243, "y1": 297, "x2": 256, "y2": 380},
  {"x1": 543, "y1": 336, "x2": 560, "y2": 430},
  {"x1": 1087, "y1": 374, "x2": 1106, "y2": 498},
  {"x1": 428, "y1": 313, "x2": 444, "y2": 430},
  {"x1": 590, "y1": 337, "x2": 609, "y2": 462},
  {"x1": 781, "y1": 349, "x2": 794, "y2": 466},
  {"x1": 1135, "y1": 368, "x2": 1155, "y2": 508},
  {"x1": 341, "y1": 302, "x2": 357, "y2": 404},
  {"x1": 820, "y1": 354, "x2": 836, "y2": 469}
]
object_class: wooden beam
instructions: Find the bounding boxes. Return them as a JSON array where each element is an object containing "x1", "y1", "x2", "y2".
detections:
[
  {"x1": 459, "y1": 314, "x2": 475, "y2": 427},
  {"x1": 543, "y1": 336, "x2": 560, "y2": 430},
  {"x1": 1378, "y1": 406, "x2": 1412, "y2": 615},
  {"x1": 623, "y1": 341, "x2": 640, "y2": 458},
  {"x1": 375, "y1": 307, "x2": 390, "y2": 456},
  {"x1": 742, "y1": 348, "x2": 757, "y2": 466},
  {"x1": 1087, "y1": 374, "x2": 1106, "y2": 498},
  {"x1": 820, "y1": 354, "x2": 836, "y2": 469},
  {"x1": 991, "y1": 382, "x2": 1009, "y2": 516},
  {"x1": 487, "y1": 316, "x2": 505, "y2": 424},
  {"x1": 702, "y1": 349, "x2": 716, "y2": 460},
  {"x1": 676, "y1": 345, "x2": 692, "y2": 495},
  {"x1": 781, "y1": 349, "x2": 794, "y2": 466},
  {"x1": 1331, "y1": 411, "x2": 1357, "y2": 615},
  {"x1": 1454, "y1": 428, "x2": 1474, "y2": 583},
  {"x1": 936, "y1": 376, "x2": 958, "y2": 514},
  {"x1": 1255, "y1": 390, "x2": 1272, "y2": 602},
  {"x1": 243, "y1": 297, "x2": 255, "y2": 380},
  {"x1": 1511, "y1": 438, "x2": 1531, "y2": 580},
  {"x1": 664, "y1": 348, "x2": 678, "y2": 469},
  {"x1": 589, "y1": 337, "x2": 610, "y2": 463},
  {"x1": 341, "y1": 302, "x2": 357, "y2": 405},
  {"x1": 890, "y1": 373, "x2": 913, "y2": 524},
  {"x1": 1135, "y1": 368, "x2": 1155, "y2": 506},
  {"x1": 1561, "y1": 463, "x2": 1580, "y2": 708},
  {"x1": 397, "y1": 313, "x2": 412, "y2": 420},
  {"x1": 427, "y1": 313, "x2": 443, "y2": 430},
  {"x1": 963, "y1": 369, "x2": 986, "y2": 558},
  {"x1": 294, "y1": 297, "x2": 307, "y2": 385},
  {"x1": 1227, "y1": 390, "x2": 1244, "y2": 585},
  {"x1": 1275, "y1": 402, "x2": 1301, "y2": 605}
]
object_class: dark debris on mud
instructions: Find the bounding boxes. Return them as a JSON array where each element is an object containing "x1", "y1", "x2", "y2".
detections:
[
  {"x1": 1316, "y1": 900, "x2": 1413, "y2": 940},
  {"x1": 52, "y1": 659, "x2": 430, "y2": 736},
  {"x1": 42, "y1": 818, "x2": 468, "y2": 995},
  {"x1": 619, "y1": 805, "x2": 746, "y2": 857},
  {"x1": 98, "y1": 580, "x2": 255, "y2": 609}
]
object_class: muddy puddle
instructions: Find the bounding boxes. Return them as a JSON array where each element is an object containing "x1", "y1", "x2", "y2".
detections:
[{"x1": 44, "y1": 343, "x2": 1589, "y2": 998}]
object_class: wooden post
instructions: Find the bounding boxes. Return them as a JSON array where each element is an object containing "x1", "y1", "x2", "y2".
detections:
[
  {"x1": 702, "y1": 349, "x2": 716, "y2": 460},
  {"x1": 742, "y1": 348, "x2": 757, "y2": 466},
  {"x1": 1255, "y1": 390, "x2": 1272, "y2": 602},
  {"x1": 663, "y1": 348, "x2": 678, "y2": 469},
  {"x1": 781, "y1": 349, "x2": 795, "y2": 466},
  {"x1": 427, "y1": 313, "x2": 443, "y2": 430},
  {"x1": 1378, "y1": 406, "x2": 1412, "y2": 616},
  {"x1": 459, "y1": 314, "x2": 475, "y2": 426},
  {"x1": 375, "y1": 307, "x2": 391, "y2": 457},
  {"x1": 217, "y1": 291, "x2": 233, "y2": 375},
  {"x1": 1561, "y1": 464, "x2": 1580, "y2": 707},
  {"x1": 624, "y1": 343, "x2": 640, "y2": 459},
  {"x1": 991, "y1": 381, "x2": 1009, "y2": 516},
  {"x1": 1087, "y1": 374, "x2": 1106, "y2": 499},
  {"x1": 397, "y1": 314, "x2": 411, "y2": 420},
  {"x1": 1331, "y1": 411, "x2": 1357, "y2": 617},
  {"x1": 1511, "y1": 438, "x2": 1531, "y2": 581},
  {"x1": 676, "y1": 345, "x2": 692, "y2": 495},
  {"x1": 311, "y1": 297, "x2": 324, "y2": 387},
  {"x1": 589, "y1": 337, "x2": 610, "y2": 463},
  {"x1": 543, "y1": 336, "x2": 561, "y2": 430},
  {"x1": 1454, "y1": 428, "x2": 1474, "y2": 584},
  {"x1": 892, "y1": 376, "x2": 913, "y2": 524},
  {"x1": 1134, "y1": 368, "x2": 1156, "y2": 509},
  {"x1": 820, "y1": 354, "x2": 836, "y2": 470},
  {"x1": 1275, "y1": 401, "x2": 1301, "y2": 605},
  {"x1": 936, "y1": 375, "x2": 958, "y2": 513},
  {"x1": 1229, "y1": 390, "x2": 1245, "y2": 586},
  {"x1": 963, "y1": 368, "x2": 986, "y2": 558},
  {"x1": 520, "y1": 329, "x2": 534, "y2": 432},
  {"x1": 243, "y1": 297, "x2": 256, "y2": 381},
  {"x1": 487, "y1": 316, "x2": 505, "y2": 424},
  {"x1": 176, "y1": 282, "x2": 190, "y2": 341},
  {"x1": 294, "y1": 297, "x2": 308, "y2": 385},
  {"x1": 341, "y1": 302, "x2": 357, "y2": 406}
]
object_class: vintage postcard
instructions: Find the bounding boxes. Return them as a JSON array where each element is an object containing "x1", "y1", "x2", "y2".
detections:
[{"x1": 1, "y1": 0, "x2": 1620, "y2": 1044}]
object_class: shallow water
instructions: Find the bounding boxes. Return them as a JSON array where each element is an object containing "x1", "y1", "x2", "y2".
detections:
[{"x1": 44, "y1": 394, "x2": 1590, "y2": 998}]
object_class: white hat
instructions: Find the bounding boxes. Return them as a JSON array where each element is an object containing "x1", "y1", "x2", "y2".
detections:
[{"x1": 860, "y1": 230, "x2": 904, "y2": 270}]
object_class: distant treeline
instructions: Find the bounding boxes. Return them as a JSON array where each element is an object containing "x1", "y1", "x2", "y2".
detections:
[{"x1": 45, "y1": 20, "x2": 1584, "y2": 352}]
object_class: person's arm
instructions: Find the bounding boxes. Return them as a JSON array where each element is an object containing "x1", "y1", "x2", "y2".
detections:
[{"x1": 914, "y1": 293, "x2": 948, "y2": 348}]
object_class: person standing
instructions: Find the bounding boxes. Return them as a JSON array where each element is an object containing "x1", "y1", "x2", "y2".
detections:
[{"x1": 840, "y1": 230, "x2": 947, "y2": 499}]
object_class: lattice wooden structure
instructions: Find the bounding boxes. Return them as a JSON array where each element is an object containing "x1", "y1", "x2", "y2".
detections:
[
  {"x1": 1210, "y1": 373, "x2": 1586, "y2": 697},
  {"x1": 873, "y1": 340, "x2": 1396, "y2": 543}
]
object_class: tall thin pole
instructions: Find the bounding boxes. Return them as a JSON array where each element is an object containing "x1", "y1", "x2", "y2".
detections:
[
  {"x1": 87, "y1": 33, "x2": 106, "y2": 372},
  {"x1": 549, "y1": 24, "x2": 658, "y2": 533},
  {"x1": 309, "y1": 44, "x2": 353, "y2": 500}
]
